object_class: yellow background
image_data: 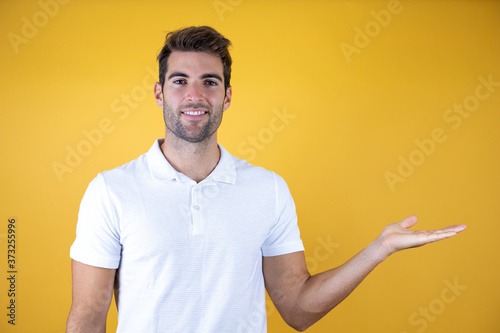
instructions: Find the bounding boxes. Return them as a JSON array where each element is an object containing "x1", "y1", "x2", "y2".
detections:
[{"x1": 1, "y1": 0, "x2": 499, "y2": 332}]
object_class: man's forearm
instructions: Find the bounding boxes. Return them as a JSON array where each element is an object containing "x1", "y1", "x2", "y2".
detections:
[
  {"x1": 266, "y1": 217, "x2": 465, "y2": 331},
  {"x1": 292, "y1": 237, "x2": 388, "y2": 330}
]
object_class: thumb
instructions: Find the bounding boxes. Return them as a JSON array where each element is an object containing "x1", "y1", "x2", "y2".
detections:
[{"x1": 398, "y1": 215, "x2": 418, "y2": 229}]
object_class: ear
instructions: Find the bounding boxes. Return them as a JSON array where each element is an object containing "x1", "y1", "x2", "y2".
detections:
[
  {"x1": 154, "y1": 82, "x2": 164, "y2": 108},
  {"x1": 223, "y1": 86, "x2": 232, "y2": 112}
]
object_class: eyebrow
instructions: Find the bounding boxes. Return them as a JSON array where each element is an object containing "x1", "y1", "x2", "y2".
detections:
[
  {"x1": 168, "y1": 72, "x2": 188, "y2": 80},
  {"x1": 201, "y1": 73, "x2": 223, "y2": 82},
  {"x1": 167, "y1": 72, "x2": 223, "y2": 82}
]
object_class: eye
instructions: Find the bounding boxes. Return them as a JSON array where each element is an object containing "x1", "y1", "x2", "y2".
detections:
[
  {"x1": 204, "y1": 80, "x2": 218, "y2": 86},
  {"x1": 173, "y1": 79, "x2": 187, "y2": 85}
]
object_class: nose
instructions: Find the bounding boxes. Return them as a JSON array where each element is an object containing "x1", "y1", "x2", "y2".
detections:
[{"x1": 186, "y1": 83, "x2": 203, "y2": 102}]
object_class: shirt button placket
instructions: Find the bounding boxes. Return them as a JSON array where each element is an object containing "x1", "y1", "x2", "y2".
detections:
[{"x1": 191, "y1": 186, "x2": 203, "y2": 235}]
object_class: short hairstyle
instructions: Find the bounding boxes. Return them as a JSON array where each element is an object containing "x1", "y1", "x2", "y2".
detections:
[{"x1": 157, "y1": 26, "x2": 232, "y2": 91}]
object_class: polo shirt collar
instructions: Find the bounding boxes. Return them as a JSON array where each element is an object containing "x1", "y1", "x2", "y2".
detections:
[
  {"x1": 147, "y1": 139, "x2": 236, "y2": 184},
  {"x1": 212, "y1": 144, "x2": 236, "y2": 184}
]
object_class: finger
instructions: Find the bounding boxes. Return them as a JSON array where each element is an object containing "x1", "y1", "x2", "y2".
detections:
[
  {"x1": 426, "y1": 230, "x2": 459, "y2": 242},
  {"x1": 398, "y1": 215, "x2": 418, "y2": 229},
  {"x1": 451, "y1": 224, "x2": 467, "y2": 232},
  {"x1": 437, "y1": 224, "x2": 467, "y2": 233}
]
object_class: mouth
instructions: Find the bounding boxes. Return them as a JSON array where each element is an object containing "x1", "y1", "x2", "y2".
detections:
[
  {"x1": 180, "y1": 109, "x2": 209, "y2": 121},
  {"x1": 181, "y1": 110, "x2": 208, "y2": 116}
]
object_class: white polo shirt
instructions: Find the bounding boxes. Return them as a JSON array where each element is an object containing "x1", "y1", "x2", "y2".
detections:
[{"x1": 70, "y1": 139, "x2": 304, "y2": 332}]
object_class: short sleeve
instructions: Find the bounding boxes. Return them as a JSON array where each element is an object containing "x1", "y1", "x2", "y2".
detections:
[
  {"x1": 70, "y1": 174, "x2": 122, "y2": 269},
  {"x1": 261, "y1": 173, "x2": 304, "y2": 256}
]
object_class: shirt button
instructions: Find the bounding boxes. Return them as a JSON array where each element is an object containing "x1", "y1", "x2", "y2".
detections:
[{"x1": 193, "y1": 205, "x2": 200, "y2": 210}]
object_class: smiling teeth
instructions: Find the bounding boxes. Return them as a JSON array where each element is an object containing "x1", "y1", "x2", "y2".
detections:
[{"x1": 183, "y1": 111, "x2": 206, "y2": 115}]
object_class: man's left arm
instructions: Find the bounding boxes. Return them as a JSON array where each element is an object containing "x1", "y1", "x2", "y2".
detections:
[{"x1": 262, "y1": 216, "x2": 466, "y2": 332}]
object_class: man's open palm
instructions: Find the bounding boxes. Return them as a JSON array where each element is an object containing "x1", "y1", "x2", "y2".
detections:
[{"x1": 378, "y1": 216, "x2": 467, "y2": 257}]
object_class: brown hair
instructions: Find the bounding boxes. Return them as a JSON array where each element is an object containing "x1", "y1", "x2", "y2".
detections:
[{"x1": 157, "y1": 26, "x2": 232, "y2": 91}]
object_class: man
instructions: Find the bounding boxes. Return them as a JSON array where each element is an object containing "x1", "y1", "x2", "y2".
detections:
[{"x1": 66, "y1": 26, "x2": 466, "y2": 332}]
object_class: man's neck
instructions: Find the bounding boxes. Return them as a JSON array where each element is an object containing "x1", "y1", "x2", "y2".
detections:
[{"x1": 160, "y1": 135, "x2": 221, "y2": 183}]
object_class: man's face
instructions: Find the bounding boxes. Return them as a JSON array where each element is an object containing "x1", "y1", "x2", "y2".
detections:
[{"x1": 154, "y1": 51, "x2": 232, "y2": 144}]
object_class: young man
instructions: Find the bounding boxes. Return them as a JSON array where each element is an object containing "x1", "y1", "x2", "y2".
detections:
[{"x1": 66, "y1": 26, "x2": 466, "y2": 332}]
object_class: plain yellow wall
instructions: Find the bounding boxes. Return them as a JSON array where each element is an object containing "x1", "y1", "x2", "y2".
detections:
[{"x1": 1, "y1": 0, "x2": 499, "y2": 332}]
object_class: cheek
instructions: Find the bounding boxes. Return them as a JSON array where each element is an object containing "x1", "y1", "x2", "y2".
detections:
[
  {"x1": 208, "y1": 93, "x2": 226, "y2": 106},
  {"x1": 165, "y1": 92, "x2": 182, "y2": 105}
]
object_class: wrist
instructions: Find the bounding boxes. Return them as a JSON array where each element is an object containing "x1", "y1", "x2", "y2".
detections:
[{"x1": 367, "y1": 236, "x2": 392, "y2": 264}]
